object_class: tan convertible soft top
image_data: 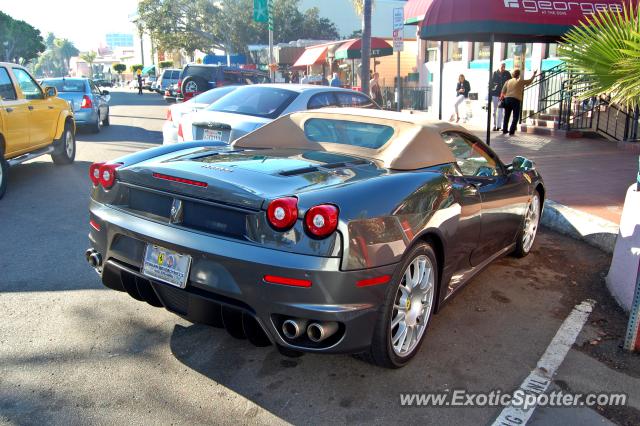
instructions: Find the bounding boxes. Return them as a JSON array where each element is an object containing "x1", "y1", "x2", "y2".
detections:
[{"x1": 232, "y1": 108, "x2": 466, "y2": 170}]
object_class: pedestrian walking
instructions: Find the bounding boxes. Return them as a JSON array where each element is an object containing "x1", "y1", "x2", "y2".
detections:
[
  {"x1": 491, "y1": 63, "x2": 512, "y2": 131},
  {"x1": 370, "y1": 72, "x2": 383, "y2": 107},
  {"x1": 330, "y1": 72, "x2": 342, "y2": 87},
  {"x1": 501, "y1": 69, "x2": 538, "y2": 135},
  {"x1": 137, "y1": 71, "x2": 143, "y2": 96},
  {"x1": 450, "y1": 74, "x2": 470, "y2": 123}
]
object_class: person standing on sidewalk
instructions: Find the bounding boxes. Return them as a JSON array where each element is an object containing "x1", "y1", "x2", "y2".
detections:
[
  {"x1": 137, "y1": 71, "x2": 143, "y2": 96},
  {"x1": 501, "y1": 69, "x2": 537, "y2": 135},
  {"x1": 491, "y1": 63, "x2": 511, "y2": 131},
  {"x1": 370, "y1": 72, "x2": 383, "y2": 107},
  {"x1": 450, "y1": 74, "x2": 470, "y2": 123}
]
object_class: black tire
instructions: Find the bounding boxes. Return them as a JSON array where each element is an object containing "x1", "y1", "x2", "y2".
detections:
[
  {"x1": 0, "y1": 156, "x2": 8, "y2": 200},
  {"x1": 181, "y1": 75, "x2": 207, "y2": 95},
  {"x1": 51, "y1": 122, "x2": 76, "y2": 165},
  {"x1": 102, "y1": 108, "x2": 110, "y2": 126},
  {"x1": 512, "y1": 190, "x2": 542, "y2": 258},
  {"x1": 364, "y1": 242, "x2": 438, "y2": 368},
  {"x1": 91, "y1": 113, "x2": 102, "y2": 133}
]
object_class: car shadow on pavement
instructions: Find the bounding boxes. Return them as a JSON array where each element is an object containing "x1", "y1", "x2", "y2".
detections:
[
  {"x1": 0, "y1": 161, "x2": 104, "y2": 293},
  {"x1": 76, "y1": 125, "x2": 162, "y2": 144},
  {"x1": 165, "y1": 231, "x2": 618, "y2": 424}
]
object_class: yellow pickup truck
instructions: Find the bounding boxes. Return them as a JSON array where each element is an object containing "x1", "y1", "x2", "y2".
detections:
[{"x1": 0, "y1": 62, "x2": 76, "y2": 199}]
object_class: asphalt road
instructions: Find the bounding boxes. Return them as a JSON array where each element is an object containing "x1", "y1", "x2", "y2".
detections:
[{"x1": 0, "y1": 90, "x2": 635, "y2": 425}]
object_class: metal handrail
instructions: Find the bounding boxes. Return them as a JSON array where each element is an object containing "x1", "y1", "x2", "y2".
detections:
[{"x1": 520, "y1": 63, "x2": 568, "y2": 123}]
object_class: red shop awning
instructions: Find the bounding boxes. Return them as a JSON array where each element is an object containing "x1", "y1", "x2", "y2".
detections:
[
  {"x1": 334, "y1": 37, "x2": 394, "y2": 60},
  {"x1": 404, "y1": 0, "x2": 434, "y2": 25},
  {"x1": 420, "y1": 0, "x2": 629, "y2": 42},
  {"x1": 292, "y1": 45, "x2": 328, "y2": 68}
]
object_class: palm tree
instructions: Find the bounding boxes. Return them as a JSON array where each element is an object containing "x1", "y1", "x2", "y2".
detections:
[
  {"x1": 54, "y1": 39, "x2": 79, "y2": 75},
  {"x1": 559, "y1": 2, "x2": 640, "y2": 110},
  {"x1": 80, "y1": 51, "x2": 97, "y2": 78},
  {"x1": 352, "y1": 0, "x2": 373, "y2": 96}
]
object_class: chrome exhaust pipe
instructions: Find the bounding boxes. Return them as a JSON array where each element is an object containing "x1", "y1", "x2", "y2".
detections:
[
  {"x1": 86, "y1": 249, "x2": 102, "y2": 268},
  {"x1": 282, "y1": 319, "x2": 308, "y2": 339},
  {"x1": 307, "y1": 321, "x2": 338, "y2": 343},
  {"x1": 85, "y1": 248, "x2": 96, "y2": 263}
]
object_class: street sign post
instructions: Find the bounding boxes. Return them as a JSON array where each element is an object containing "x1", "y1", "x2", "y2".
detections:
[{"x1": 393, "y1": 8, "x2": 404, "y2": 111}]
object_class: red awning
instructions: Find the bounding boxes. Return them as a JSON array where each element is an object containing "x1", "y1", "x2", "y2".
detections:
[
  {"x1": 334, "y1": 38, "x2": 394, "y2": 60},
  {"x1": 404, "y1": 0, "x2": 434, "y2": 25},
  {"x1": 420, "y1": 0, "x2": 627, "y2": 42},
  {"x1": 292, "y1": 46, "x2": 328, "y2": 68}
]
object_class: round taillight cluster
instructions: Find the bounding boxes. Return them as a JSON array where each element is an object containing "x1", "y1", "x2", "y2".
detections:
[
  {"x1": 89, "y1": 162, "x2": 122, "y2": 189},
  {"x1": 305, "y1": 204, "x2": 339, "y2": 238},
  {"x1": 266, "y1": 197, "x2": 339, "y2": 239},
  {"x1": 267, "y1": 197, "x2": 298, "y2": 231}
]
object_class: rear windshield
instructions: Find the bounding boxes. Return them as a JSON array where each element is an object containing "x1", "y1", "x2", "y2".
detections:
[
  {"x1": 41, "y1": 79, "x2": 85, "y2": 92},
  {"x1": 206, "y1": 86, "x2": 298, "y2": 119},
  {"x1": 189, "y1": 85, "x2": 238, "y2": 105},
  {"x1": 304, "y1": 119, "x2": 394, "y2": 149}
]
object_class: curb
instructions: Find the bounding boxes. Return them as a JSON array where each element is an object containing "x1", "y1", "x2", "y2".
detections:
[{"x1": 541, "y1": 200, "x2": 619, "y2": 254}]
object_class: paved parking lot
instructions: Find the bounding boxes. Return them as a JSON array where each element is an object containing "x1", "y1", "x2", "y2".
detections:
[{"x1": 1, "y1": 91, "x2": 638, "y2": 425}]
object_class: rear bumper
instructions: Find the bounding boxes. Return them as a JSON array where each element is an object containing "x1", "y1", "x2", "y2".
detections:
[
  {"x1": 74, "y1": 109, "x2": 98, "y2": 125},
  {"x1": 88, "y1": 200, "x2": 397, "y2": 354},
  {"x1": 162, "y1": 121, "x2": 178, "y2": 145}
]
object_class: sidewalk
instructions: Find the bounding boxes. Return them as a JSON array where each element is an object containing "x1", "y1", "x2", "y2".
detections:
[{"x1": 470, "y1": 128, "x2": 639, "y2": 224}]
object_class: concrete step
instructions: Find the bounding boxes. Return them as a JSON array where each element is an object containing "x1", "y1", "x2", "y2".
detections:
[
  {"x1": 526, "y1": 118, "x2": 560, "y2": 129},
  {"x1": 520, "y1": 124, "x2": 584, "y2": 138}
]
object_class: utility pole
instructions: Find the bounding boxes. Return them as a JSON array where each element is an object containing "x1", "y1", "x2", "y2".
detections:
[
  {"x1": 268, "y1": 0, "x2": 274, "y2": 81},
  {"x1": 360, "y1": 0, "x2": 372, "y2": 95}
]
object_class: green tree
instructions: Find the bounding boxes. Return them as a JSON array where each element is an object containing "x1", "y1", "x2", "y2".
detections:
[
  {"x1": 0, "y1": 11, "x2": 45, "y2": 64},
  {"x1": 80, "y1": 51, "x2": 97, "y2": 78},
  {"x1": 54, "y1": 39, "x2": 79, "y2": 74},
  {"x1": 131, "y1": 64, "x2": 144, "y2": 73},
  {"x1": 159, "y1": 60, "x2": 174, "y2": 68},
  {"x1": 559, "y1": 2, "x2": 640, "y2": 110},
  {"x1": 113, "y1": 63, "x2": 127, "y2": 74}
]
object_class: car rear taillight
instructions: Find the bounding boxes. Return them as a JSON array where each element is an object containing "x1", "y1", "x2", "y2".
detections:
[
  {"x1": 166, "y1": 108, "x2": 173, "y2": 121},
  {"x1": 305, "y1": 205, "x2": 339, "y2": 238},
  {"x1": 81, "y1": 95, "x2": 93, "y2": 109},
  {"x1": 98, "y1": 163, "x2": 123, "y2": 189},
  {"x1": 176, "y1": 79, "x2": 182, "y2": 93},
  {"x1": 177, "y1": 123, "x2": 184, "y2": 139},
  {"x1": 267, "y1": 197, "x2": 298, "y2": 231},
  {"x1": 89, "y1": 162, "x2": 104, "y2": 186}
]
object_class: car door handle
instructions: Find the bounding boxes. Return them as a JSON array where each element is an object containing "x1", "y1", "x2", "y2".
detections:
[
  {"x1": 28, "y1": 106, "x2": 34, "y2": 111},
  {"x1": 5, "y1": 107, "x2": 13, "y2": 113}
]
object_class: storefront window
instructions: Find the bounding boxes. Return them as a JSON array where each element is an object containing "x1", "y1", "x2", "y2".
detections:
[
  {"x1": 426, "y1": 41, "x2": 438, "y2": 63},
  {"x1": 503, "y1": 43, "x2": 533, "y2": 60},
  {"x1": 546, "y1": 43, "x2": 559, "y2": 58},
  {"x1": 446, "y1": 42, "x2": 463, "y2": 62},
  {"x1": 473, "y1": 42, "x2": 491, "y2": 60}
]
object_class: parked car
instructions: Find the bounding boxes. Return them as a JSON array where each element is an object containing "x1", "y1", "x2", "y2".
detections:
[
  {"x1": 163, "y1": 83, "x2": 178, "y2": 103},
  {"x1": 163, "y1": 85, "x2": 239, "y2": 144},
  {"x1": 94, "y1": 79, "x2": 114, "y2": 88},
  {"x1": 177, "y1": 64, "x2": 270, "y2": 102},
  {"x1": 85, "y1": 108, "x2": 544, "y2": 368},
  {"x1": 142, "y1": 75, "x2": 157, "y2": 91},
  {"x1": 41, "y1": 77, "x2": 110, "y2": 133},
  {"x1": 156, "y1": 68, "x2": 181, "y2": 94},
  {"x1": 0, "y1": 62, "x2": 76, "y2": 199},
  {"x1": 174, "y1": 84, "x2": 378, "y2": 144}
]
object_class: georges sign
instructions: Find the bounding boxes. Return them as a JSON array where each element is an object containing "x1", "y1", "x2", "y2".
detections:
[{"x1": 503, "y1": 0, "x2": 623, "y2": 15}]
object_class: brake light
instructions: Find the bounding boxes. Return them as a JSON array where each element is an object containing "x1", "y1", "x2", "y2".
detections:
[
  {"x1": 305, "y1": 205, "x2": 339, "y2": 238},
  {"x1": 166, "y1": 108, "x2": 173, "y2": 121},
  {"x1": 267, "y1": 197, "x2": 298, "y2": 231},
  {"x1": 89, "y1": 162, "x2": 104, "y2": 186},
  {"x1": 178, "y1": 123, "x2": 184, "y2": 139},
  {"x1": 152, "y1": 172, "x2": 207, "y2": 187},
  {"x1": 176, "y1": 79, "x2": 182, "y2": 93},
  {"x1": 98, "y1": 163, "x2": 123, "y2": 189},
  {"x1": 263, "y1": 275, "x2": 312, "y2": 288},
  {"x1": 81, "y1": 95, "x2": 93, "y2": 109}
]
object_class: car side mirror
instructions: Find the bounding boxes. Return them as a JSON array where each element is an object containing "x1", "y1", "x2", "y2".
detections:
[
  {"x1": 101, "y1": 90, "x2": 110, "y2": 96},
  {"x1": 44, "y1": 86, "x2": 57, "y2": 98},
  {"x1": 511, "y1": 156, "x2": 535, "y2": 172}
]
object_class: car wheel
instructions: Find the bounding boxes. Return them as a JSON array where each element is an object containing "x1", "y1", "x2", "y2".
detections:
[
  {"x1": 0, "y1": 156, "x2": 8, "y2": 200},
  {"x1": 365, "y1": 242, "x2": 438, "y2": 368},
  {"x1": 92, "y1": 113, "x2": 102, "y2": 133},
  {"x1": 181, "y1": 75, "x2": 206, "y2": 95},
  {"x1": 51, "y1": 123, "x2": 76, "y2": 165},
  {"x1": 513, "y1": 191, "x2": 542, "y2": 258},
  {"x1": 102, "y1": 109, "x2": 110, "y2": 126}
]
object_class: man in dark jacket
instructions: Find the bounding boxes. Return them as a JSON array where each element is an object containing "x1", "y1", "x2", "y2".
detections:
[{"x1": 491, "y1": 63, "x2": 511, "y2": 130}]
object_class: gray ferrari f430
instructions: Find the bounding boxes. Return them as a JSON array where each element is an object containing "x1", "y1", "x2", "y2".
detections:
[{"x1": 86, "y1": 108, "x2": 544, "y2": 368}]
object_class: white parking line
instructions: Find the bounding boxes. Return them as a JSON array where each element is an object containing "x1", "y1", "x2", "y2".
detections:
[{"x1": 492, "y1": 299, "x2": 596, "y2": 426}]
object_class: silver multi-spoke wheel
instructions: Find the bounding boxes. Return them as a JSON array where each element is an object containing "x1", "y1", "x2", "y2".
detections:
[
  {"x1": 390, "y1": 255, "x2": 435, "y2": 357},
  {"x1": 522, "y1": 194, "x2": 540, "y2": 253},
  {"x1": 184, "y1": 81, "x2": 197, "y2": 93},
  {"x1": 65, "y1": 130, "x2": 74, "y2": 158}
]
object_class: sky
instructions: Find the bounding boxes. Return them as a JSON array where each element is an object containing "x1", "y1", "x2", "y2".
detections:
[{"x1": 0, "y1": 0, "x2": 137, "y2": 51}]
